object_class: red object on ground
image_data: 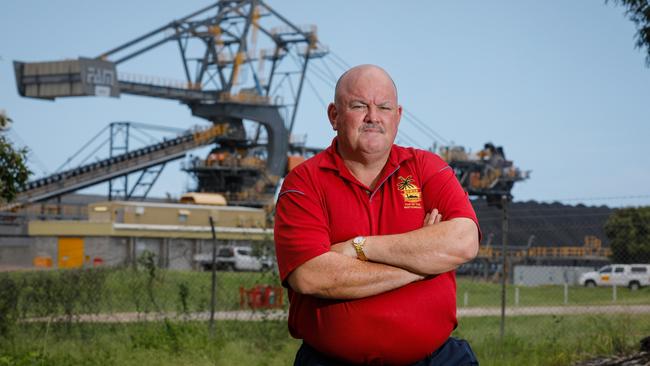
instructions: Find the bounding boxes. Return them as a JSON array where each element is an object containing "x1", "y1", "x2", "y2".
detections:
[
  {"x1": 92, "y1": 257, "x2": 104, "y2": 266},
  {"x1": 239, "y1": 285, "x2": 284, "y2": 309}
]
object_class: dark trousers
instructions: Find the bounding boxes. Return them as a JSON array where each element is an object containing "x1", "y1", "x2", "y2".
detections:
[{"x1": 293, "y1": 337, "x2": 479, "y2": 366}]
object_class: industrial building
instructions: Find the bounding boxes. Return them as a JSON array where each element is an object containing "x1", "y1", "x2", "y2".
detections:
[
  {"x1": 0, "y1": 195, "x2": 271, "y2": 271},
  {"x1": 0, "y1": 194, "x2": 613, "y2": 273}
]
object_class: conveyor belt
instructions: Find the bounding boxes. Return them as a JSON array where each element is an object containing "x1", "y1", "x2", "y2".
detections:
[
  {"x1": 117, "y1": 81, "x2": 217, "y2": 102},
  {"x1": 7, "y1": 125, "x2": 225, "y2": 208}
]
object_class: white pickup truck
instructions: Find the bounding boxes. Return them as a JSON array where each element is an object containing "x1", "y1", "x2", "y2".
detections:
[
  {"x1": 194, "y1": 246, "x2": 273, "y2": 272},
  {"x1": 579, "y1": 264, "x2": 650, "y2": 290}
]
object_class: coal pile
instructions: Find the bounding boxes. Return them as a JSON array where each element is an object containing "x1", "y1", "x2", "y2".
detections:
[{"x1": 574, "y1": 336, "x2": 650, "y2": 366}]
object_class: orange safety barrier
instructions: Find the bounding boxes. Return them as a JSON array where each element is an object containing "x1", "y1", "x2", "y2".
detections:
[
  {"x1": 239, "y1": 285, "x2": 284, "y2": 309},
  {"x1": 33, "y1": 256, "x2": 53, "y2": 268}
]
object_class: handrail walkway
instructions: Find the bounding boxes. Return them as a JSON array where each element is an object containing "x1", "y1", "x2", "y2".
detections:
[{"x1": 3, "y1": 124, "x2": 226, "y2": 210}]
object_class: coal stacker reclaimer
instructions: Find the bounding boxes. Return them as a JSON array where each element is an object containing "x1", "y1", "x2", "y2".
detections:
[{"x1": 12, "y1": 0, "x2": 327, "y2": 209}]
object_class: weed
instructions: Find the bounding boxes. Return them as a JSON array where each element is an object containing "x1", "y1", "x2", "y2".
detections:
[
  {"x1": 0, "y1": 275, "x2": 18, "y2": 336},
  {"x1": 177, "y1": 281, "x2": 190, "y2": 318},
  {"x1": 137, "y1": 250, "x2": 160, "y2": 312},
  {"x1": 162, "y1": 318, "x2": 181, "y2": 354}
]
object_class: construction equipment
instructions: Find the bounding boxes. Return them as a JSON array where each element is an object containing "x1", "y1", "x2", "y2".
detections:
[
  {"x1": 439, "y1": 143, "x2": 529, "y2": 205},
  {"x1": 13, "y1": 0, "x2": 326, "y2": 207},
  {"x1": 4, "y1": 124, "x2": 229, "y2": 210},
  {"x1": 12, "y1": 1, "x2": 526, "y2": 208}
]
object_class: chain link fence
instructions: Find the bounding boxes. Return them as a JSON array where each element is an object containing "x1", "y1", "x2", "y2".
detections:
[{"x1": 457, "y1": 201, "x2": 648, "y2": 316}]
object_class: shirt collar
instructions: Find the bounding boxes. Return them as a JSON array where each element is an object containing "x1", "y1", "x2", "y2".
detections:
[{"x1": 319, "y1": 137, "x2": 412, "y2": 188}]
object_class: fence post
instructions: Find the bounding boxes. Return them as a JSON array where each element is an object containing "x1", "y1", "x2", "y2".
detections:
[
  {"x1": 464, "y1": 291, "x2": 469, "y2": 307},
  {"x1": 612, "y1": 285, "x2": 617, "y2": 302},
  {"x1": 499, "y1": 195, "x2": 510, "y2": 339},
  {"x1": 129, "y1": 237, "x2": 136, "y2": 269},
  {"x1": 515, "y1": 287, "x2": 519, "y2": 307},
  {"x1": 564, "y1": 283, "x2": 568, "y2": 305},
  {"x1": 209, "y1": 216, "x2": 218, "y2": 338},
  {"x1": 191, "y1": 240, "x2": 198, "y2": 271}
]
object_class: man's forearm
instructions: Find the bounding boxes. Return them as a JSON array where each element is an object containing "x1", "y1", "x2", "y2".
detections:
[
  {"x1": 330, "y1": 217, "x2": 479, "y2": 275},
  {"x1": 287, "y1": 252, "x2": 424, "y2": 300},
  {"x1": 365, "y1": 218, "x2": 479, "y2": 275}
]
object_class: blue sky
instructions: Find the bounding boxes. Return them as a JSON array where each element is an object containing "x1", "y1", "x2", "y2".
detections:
[{"x1": 1, "y1": 1, "x2": 649, "y2": 207}]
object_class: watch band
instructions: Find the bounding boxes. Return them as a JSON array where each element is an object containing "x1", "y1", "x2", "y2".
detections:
[{"x1": 352, "y1": 236, "x2": 368, "y2": 261}]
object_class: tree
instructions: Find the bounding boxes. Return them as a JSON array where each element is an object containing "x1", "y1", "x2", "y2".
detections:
[
  {"x1": 607, "y1": 0, "x2": 650, "y2": 65},
  {"x1": 604, "y1": 206, "x2": 650, "y2": 263},
  {"x1": 0, "y1": 135, "x2": 30, "y2": 203}
]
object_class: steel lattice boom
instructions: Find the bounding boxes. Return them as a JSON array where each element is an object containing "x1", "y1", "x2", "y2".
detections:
[{"x1": 13, "y1": 0, "x2": 328, "y2": 207}]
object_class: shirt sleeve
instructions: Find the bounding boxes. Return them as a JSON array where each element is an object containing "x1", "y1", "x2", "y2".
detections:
[
  {"x1": 418, "y1": 151, "x2": 482, "y2": 241},
  {"x1": 274, "y1": 169, "x2": 331, "y2": 284}
]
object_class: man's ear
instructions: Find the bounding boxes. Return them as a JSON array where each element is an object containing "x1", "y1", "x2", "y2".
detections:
[
  {"x1": 327, "y1": 103, "x2": 338, "y2": 130},
  {"x1": 396, "y1": 104, "x2": 403, "y2": 128}
]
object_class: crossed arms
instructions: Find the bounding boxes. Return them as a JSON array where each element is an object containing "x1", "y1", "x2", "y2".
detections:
[{"x1": 287, "y1": 209, "x2": 479, "y2": 300}]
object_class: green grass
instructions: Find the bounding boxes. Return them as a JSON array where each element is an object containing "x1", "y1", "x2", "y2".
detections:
[
  {"x1": 0, "y1": 314, "x2": 648, "y2": 366},
  {"x1": 3, "y1": 269, "x2": 649, "y2": 321},
  {"x1": 3, "y1": 270, "x2": 648, "y2": 321},
  {"x1": 455, "y1": 314, "x2": 650, "y2": 366},
  {"x1": 102, "y1": 269, "x2": 284, "y2": 313},
  {"x1": 0, "y1": 320, "x2": 299, "y2": 366},
  {"x1": 3, "y1": 268, "x2": 285, "y2": 317},
  {"x1": 2, "y1": 269, "x2": 649, "y2": 365},
  {"x1": 456, "y1": 278, "x2": 650, "y2": 307}
]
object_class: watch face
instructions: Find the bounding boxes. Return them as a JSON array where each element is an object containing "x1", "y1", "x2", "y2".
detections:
[{"x1": 353, "y1": 236, "x2": 364, "y2": 244}]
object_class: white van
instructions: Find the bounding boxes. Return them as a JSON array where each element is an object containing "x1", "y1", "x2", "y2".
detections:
[
  {"x1": 579, "y1": 264, "x2": 650, "y2": 290},
  {"x1": 194, "y1": 245, "x2": 273, "y2": 272}
]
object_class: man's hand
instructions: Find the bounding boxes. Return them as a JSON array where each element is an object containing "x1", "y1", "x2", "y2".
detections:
[
  {"x1": 423, "y1": 208, "x2": 442, "y2": 227},
  {"x1": 330, "y1": 208, "x2": 443, "y2": 259}
]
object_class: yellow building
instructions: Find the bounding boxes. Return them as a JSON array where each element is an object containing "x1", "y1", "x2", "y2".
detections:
[{"x1": 22, "y1": 201, "x2": 273, "y2": 270}]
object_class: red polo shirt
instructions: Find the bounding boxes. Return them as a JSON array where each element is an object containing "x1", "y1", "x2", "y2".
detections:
[{"x1": 274, "y1": 138, "x2": 479, "y2": 365}]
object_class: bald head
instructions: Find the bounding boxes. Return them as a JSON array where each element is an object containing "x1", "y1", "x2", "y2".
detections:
[
  {"x1": 334, "y1": 64, "x2": 398, "y2": 105},
  {"x1": 326, "y1": 64, "x2": 402, "y2": 161}
]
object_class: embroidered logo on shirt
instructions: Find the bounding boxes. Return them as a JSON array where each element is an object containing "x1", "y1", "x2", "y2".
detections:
[{"x1": 397, "y1": 175, "x2": 422, "y2": 209}]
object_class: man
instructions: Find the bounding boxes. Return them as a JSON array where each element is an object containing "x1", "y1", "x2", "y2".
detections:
[{"x1": 274, "y1": 64, "x2": 480, "y2": 365}]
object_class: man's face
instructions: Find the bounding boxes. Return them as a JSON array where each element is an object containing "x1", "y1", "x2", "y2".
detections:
[{"x1": 328, "y1": 68, "x2": 402, "y2": 159}]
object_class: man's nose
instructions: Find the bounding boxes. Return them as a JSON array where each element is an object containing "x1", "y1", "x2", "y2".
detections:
[{"x1": 364, "y1": 106, "x2": 380, "y2": 123}]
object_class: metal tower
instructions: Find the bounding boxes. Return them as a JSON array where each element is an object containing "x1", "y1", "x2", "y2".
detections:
[{"x1": 14, "y1": 0, "x2": 327, "y2": 206}]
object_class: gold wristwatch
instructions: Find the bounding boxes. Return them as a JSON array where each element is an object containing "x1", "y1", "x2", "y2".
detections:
[{"x1": 351, "y1": 236, "x2": 368, "y2": 261}]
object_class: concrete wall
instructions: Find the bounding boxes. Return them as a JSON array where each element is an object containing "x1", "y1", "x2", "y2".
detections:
[
  {"x1": 514, "y1": 265, "x2": 596, "y2": 286},
  {"x1": 168, "y1": 239, "x2": 194, "y2": 270},
  {"x1": 32, "y1": 237, "x2": 58, "y2": 262},
  {"x1": 0, "y1": 235, "x2": 210, "y2": 271},
  {"x1": 135, "y1": 237, "x2": 162, "y2": 261},
  {"x1": 84, "y1": 237, "x2": 129, "y2": 267},
  {"x1": 0, "y1": 236, "x2": 34, "y2": 269},
  {"x1": 0, "y1": 236, "x2": 57, "y2": 270}
]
